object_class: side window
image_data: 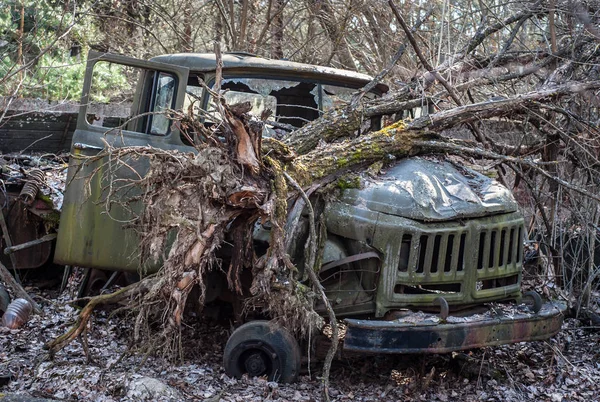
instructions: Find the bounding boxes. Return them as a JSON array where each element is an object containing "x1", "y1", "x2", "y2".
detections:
[
  {"x1": 86, "y1": 61, "x2": 176, "y2": 135},
  {"x1": 148, "y1": 73, "x2": 176, "y2": 135}
]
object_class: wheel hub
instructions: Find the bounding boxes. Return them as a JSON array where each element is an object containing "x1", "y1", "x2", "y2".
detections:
[
  {"x1": 224, "y1": 321, "x2": 301, "y2": 383},
  {"x1": 244, "y1": 352, "x2": 267, "y2": 376}
]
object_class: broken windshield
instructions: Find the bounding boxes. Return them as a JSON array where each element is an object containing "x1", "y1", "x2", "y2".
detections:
[
  {"x1": 183, "y1": 76, "x2": 377, "y2": 139},
  {"x1": 210, "y1": 78, "x2": 366, "y2": 128},
  {"x1": 223, "y1": 78, "x2": 300, "y2": 96}
]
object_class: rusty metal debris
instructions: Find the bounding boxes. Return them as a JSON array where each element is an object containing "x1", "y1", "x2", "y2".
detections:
[
  {"x1": 19, "y1": 168, "x2": 45, "y2": 205},
  {"x1": 1, "y1": 152, "x2": 67, "y2": 211},
  {"x1": 0, "y1": 153, "x2": 66, "y2": 271},
  {"x1": 1, "y1": 298, "x2": 33, "y2": 329},
  {"x1": 4, "y1": 233, "x2": 58, "y2": 255}
]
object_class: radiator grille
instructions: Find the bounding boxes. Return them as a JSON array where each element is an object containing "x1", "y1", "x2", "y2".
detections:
[
  {"x1": 477, "y1": 226, "x2": 523, "y2": 272},
  {"x1": 397, "y1": 231, "x2": 467, "y2": 277},
  {"x1": 393, "y1": 219, "x2": 524, "y2": 301}
]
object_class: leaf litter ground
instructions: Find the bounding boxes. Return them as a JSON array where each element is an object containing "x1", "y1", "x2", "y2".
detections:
[{"x1": 1, "y1": 276, "x2": 599, "y2": 402}]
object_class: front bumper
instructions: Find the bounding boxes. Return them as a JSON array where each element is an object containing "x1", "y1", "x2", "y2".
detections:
[{"x1": 343, "y1": 301, "x2": 566, "y2": 354}]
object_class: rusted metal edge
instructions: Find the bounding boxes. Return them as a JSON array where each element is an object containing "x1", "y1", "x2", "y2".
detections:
[
  {"x1": 4, "y1": 233, "x2": 58, "y2": 255},
  {"x1": 342, "y1": 301, "x2": 567, "y2": 354}
]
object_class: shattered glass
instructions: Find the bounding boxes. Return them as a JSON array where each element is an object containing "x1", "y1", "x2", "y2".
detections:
[
  {"x1": 321, "y1": 85, "x2": 356, "y2": 111},
  {"x1": 222, "y1": 78, "x2": 300, "y2": 96}
]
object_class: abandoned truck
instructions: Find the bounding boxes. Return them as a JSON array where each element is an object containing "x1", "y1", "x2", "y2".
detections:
[{"x1": 46, "y1": 51, "x2": 566, "y2": 382}]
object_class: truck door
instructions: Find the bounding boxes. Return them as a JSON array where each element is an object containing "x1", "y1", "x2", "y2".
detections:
[{"x1": 54, "y1": 51, "x2": 190, "y2": 272}]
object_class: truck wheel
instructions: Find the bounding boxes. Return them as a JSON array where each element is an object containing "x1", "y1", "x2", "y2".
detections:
[{"x1": 223, "y1": 320, "x2": 301, "y2": 383}]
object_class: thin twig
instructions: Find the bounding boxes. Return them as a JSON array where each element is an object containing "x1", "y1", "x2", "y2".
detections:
[
  {"x1": 417, "y1": 140, "x2": 600, "y2": 203},
  {"x1": 352, "y1": 7, "x2": 434, "y2": 106}
]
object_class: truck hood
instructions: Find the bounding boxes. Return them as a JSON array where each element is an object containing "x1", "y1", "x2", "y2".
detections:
[{"x1": 338, "y1": 158, "x2": 518, "y2": 222}]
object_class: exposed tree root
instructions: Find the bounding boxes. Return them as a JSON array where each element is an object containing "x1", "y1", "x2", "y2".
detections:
[{"x1": 46, "y1": 278, "x2": 151, "y2": 354}]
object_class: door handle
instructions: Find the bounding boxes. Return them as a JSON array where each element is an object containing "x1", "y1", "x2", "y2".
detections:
[{"x1": 73, "y1": 142, "x2": 104, "y2": 151}]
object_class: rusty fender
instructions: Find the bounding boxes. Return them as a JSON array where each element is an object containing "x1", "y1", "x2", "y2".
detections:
[{"x1": 343, "y1": 301, "x2": 567, "y2": 354}]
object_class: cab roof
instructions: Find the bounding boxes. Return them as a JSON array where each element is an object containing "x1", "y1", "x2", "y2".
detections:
[{"x1": 150, "y1": 52, "x2": 389, "y2": 93}]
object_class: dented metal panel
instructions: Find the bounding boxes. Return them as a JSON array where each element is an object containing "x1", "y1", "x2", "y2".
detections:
[{"x1": 339, "y1": 158, "x2": 519, "y2": 222}]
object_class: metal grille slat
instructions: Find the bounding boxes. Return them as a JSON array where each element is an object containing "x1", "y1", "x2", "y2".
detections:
[
  {"x1": 501, "y1": 229, "x2": 509, "y2": 268},
  {"x1": 457, "y1": 233, "x2": 466, "y2": 272},
  {"x1": 406, "y1": 234, "x2": 419, "y2": 277},
  {"x1": 493, "y1": 229, "x2": 502, "y2": 270},
  {"x1": 438, "y1": 235, "x2": 448, "y2": 274},
  {"x1": 444, "y1": 234, "x2": 456, "y2": 274},
  {"x1": 423, "y1": 235, "x2": 435, "y2": 277},
  {"x1": 398, "y1": 233, "x2": 412, "y2": 273},
  {"x1": 516, "y1": 227, "x2": 523, "y2": 263},
  {"x1": 507, "y1": 228, "x2": 515, "y2": 265},
  {"x1": 482, "y1": 232, "x2": 491, "y2": 271}
]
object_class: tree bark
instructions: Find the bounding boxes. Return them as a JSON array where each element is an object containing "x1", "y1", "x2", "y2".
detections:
[
  {"x1": 270, "y1": 0, "x2": 284, "y2": 59},
  {"x1": 182, "y1": 0, "x2": 193, "y2": 52},
  {"x1": 291, "y1": 122, "x2": 442, "y2": 185},
  {"x1": 308, "y1": 0, "x2": 356, "y2": 70},
  {"x1": 239, "y1": 0, "x2": 249, "y2": 51},
  {"x1": 284, "y1": 80, "x2": 600, "y2": 157}
]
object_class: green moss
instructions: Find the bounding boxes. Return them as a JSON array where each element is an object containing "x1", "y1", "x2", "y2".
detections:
[
  {"x1": 295, "y1": 282, "x2": 312, "y2": 294},
  {"x1": 42, "y1": 210, "x2": 61, "y2": 224},
  {"x1": 380, "y1": 119, "x2": 407, "y2": 136},
  {"x1": 336, "y1": 158, "x2": 349, "y2": 168},
  {"x1": 36, "y1": 193, "x2": 55, "y2": 209},
  {"x1": 336, "y1": 175, "x2": 361, "y2": 190},
  {"x1": 349, "y1": 149, "x2": 362, "y2": 162}
]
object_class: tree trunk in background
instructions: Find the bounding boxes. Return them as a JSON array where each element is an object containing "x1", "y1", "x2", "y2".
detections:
[
  {"x1": 17, "y1": 1, "x2": 25, "y2": 68},
  {"x1": 182, "y1": 0, "x2": 193, "y2": 52},
  {"x1": 239, "y1": 0, "x2": 249, "y2": 51},
  {"x1": 549, "y1": 0, "x2": 557, "y2": 53},
  {"x1": 215, "y1": 7, "x2": 224, "y2": 44},
  {"x1": 246, "y1": 0, "x2": 258, "y2": 53},
  {"x1": 271, "y1": 0, "x2": 284, "y2": 59},
  {"x1": 309, "y1": 0, "x2": 356, "y2": 70}
]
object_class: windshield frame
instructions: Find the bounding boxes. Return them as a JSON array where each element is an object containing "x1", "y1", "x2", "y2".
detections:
[{"x1": 197, "y1": 72, "x2": 382, "y2": 120}]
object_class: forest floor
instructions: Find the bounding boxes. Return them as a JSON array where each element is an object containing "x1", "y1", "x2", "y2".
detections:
[{"x1": 1, "y1": 272, "x2": 599, "y2": 402}]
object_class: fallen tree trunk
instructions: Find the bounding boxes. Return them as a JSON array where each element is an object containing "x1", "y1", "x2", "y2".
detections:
[
  {"x1": 292, "y1": 122, "x2": 441, "y2": 184},
  {"x1": 284, "y1": 80, "x2": 600, "y2": 156},
  {"x1": 283, "y1": 87, "x2": 413, "y2": 154}
]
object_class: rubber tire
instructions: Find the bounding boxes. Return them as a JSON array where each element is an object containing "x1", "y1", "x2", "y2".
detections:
[
  {"x1": 523, "y1": 290, "x2": 543, "y2": 313},
  {"x1": 223, "y1": 320, "x2": 301, "y2": 383}
]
